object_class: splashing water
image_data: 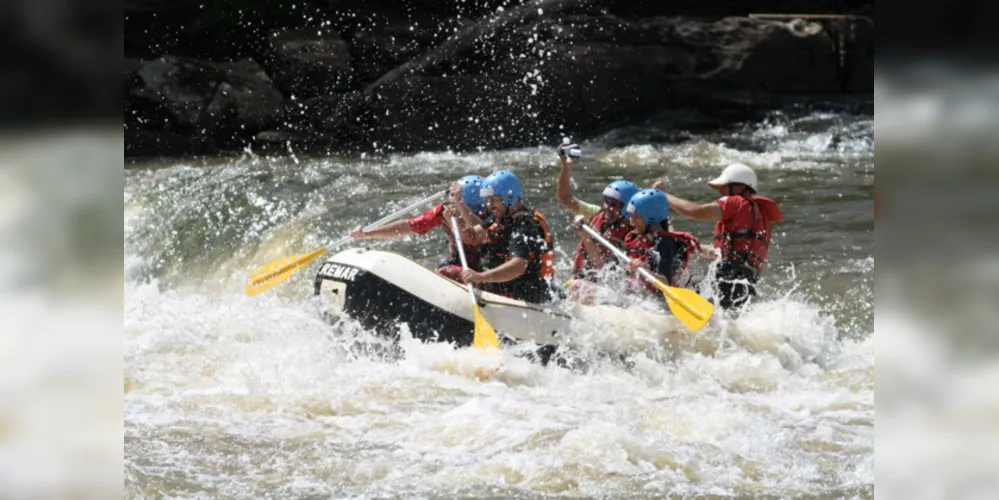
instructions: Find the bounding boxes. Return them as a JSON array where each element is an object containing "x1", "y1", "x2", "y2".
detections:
[{"x1": 124, "y1": 108, "x2": 873, "y2": 497}]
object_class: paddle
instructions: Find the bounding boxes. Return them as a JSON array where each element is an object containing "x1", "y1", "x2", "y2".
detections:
[
  {"x1": 245, "y1": 191, "x2": 444, "y2": 296},
  {"x1": 581, "y1": 224, "x2": 714, "y2": 332},
  {"x1": 449, "y1": 216, "x2": 501, "y2": 350}
]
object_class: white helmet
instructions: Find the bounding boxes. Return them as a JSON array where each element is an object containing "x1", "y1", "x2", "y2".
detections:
[{"x1": 707, "y1": 163, "x2": 758, "y2": 191}]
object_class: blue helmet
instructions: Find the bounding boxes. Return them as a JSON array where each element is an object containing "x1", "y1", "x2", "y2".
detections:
[
  {"x1": 625, "y1": 189, "x2": 670, "y2": 227},
  {"x1": 602, "y1": 180, "x2": 640, "y2": 205},
  {"x1": 480, "y1": 170, "x2": 521, "y2": 207},
  {"x1": 456, "y1": 175, "x2": 485, "y2": 214}
]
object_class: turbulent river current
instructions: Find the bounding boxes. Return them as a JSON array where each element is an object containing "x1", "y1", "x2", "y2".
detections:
[{"x1": 124, "y1": 106, "x2": 874, "y2": 498}]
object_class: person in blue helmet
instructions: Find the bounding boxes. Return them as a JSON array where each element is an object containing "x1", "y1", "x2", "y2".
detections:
[
  {"x1": 453, "y1": 170, "x2": 557, "y2": 304},
  {"x1": 349, "y1": 175, "x2": 487, "y2": 282},
  {"x1": 554, "y1": 140, "x2": 673, "y2": 287},
  {"x1": 563, "y1": 179, "x2": 640, "y2": 278},
  {"x1": 620, "y1": 189, "x2": 705, "y2": 298},
  {"x1": 557, "y1": 176, "x2": 640, "y2": 304}
]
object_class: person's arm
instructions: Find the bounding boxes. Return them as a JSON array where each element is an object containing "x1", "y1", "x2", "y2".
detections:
[
  {"x1": 556, "y1": 158, "x2": 581, "y2": 213},
  {"x1": 571, "y1": 216, "x2": 605, "y2": 269},
  {"x1": 652, "y1": 238, "x2": 677, "y2": 286},
  {"x1": 472, "y1": 257, "x2": 529, "y2": 284},
  {"x1": 664, "y1": 192, "x2": 722, "y2": 221},
  {"x1": 453, "y1": 200, "x2": 487, "y2": 244},
  {"x1": 684, "y1": 235, "x2": 716, "y2": 260},
  {"x1": 349, "y1": 219, "x2": 414, "y2": 239},
  {"x1": 697, "y1": 246, "x2": 719, "y2": 260},
  {"x1": 354, "y1": 203, "x2": 447, "y2": 239},
  {"x1": 581, "y1": 238, "x2": 604, "y2": 269},
  {"x1": 463, "y1": 219, "x2": 540, "y2": 284},
  {"x1": 441, "y1": 203, "x2": 478, "y2": 245}
]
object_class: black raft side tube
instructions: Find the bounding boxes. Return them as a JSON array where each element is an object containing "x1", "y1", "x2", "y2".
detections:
[{"x1": 313, "y1": 260, "x2": 476, "y2": 346}]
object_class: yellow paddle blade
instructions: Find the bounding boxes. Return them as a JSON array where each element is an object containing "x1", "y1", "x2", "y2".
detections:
[
  {"x1": 471, "y1": 303, "x2": 501, "y2": 350},
  {"x1": 245, "y1": 248, "x2": 328, "y2": 295},
  {"x1": 651, "y1": 281, "x2": 715, "y2": 332},
  {"x1": 245, "y1": 273, "x2": 293, "y2": 296}
]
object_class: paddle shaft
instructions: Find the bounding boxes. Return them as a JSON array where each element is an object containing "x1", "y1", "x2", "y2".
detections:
[
  {"x1": 450, "y1": 215, "x2": 503, "y2": 350},
  {"x1": 581, "y1": 223, "x2": 702, "y2": 319},
  {"x1": 246, "y1": 191, "x2": 447, "y2": 296},
  {"x1": 328, "y1": 191, "x2": 444, "y2": 249},
  {"x1": 449, "y1": 216, "x2": 479, "y2": 301}
]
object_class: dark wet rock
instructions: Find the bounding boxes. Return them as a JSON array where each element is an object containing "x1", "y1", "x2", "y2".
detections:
[
  {"x1": 125, "y1": 56, "x2": 285, "y2": 149},
  {"x1": 261, "y1": 29, "x2": 356, "y2": 100},
  {"x1": 123, "y1": 1, "x2": 873, "y2": 156},
  {"x1": 125, "y1": 129, "x2": 217, "y2": 157}
]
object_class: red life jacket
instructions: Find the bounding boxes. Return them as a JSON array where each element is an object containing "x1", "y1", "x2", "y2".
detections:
[
  {"x1": 571, "y1": 210, "x2": 631, "y2": 280},
  {"x1": 624, "y1": 228, "x2": 701, "y2": 289},
  {"x1": 712, "y1": 195, "x2": 782, "y2": 275}
]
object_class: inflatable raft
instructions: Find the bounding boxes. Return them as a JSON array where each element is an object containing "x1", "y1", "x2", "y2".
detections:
[
  {"x1": 313, "y1": 247, "x2": 702, "y2": 359},
  {"x1": 312, "y1": 248, "x2": 573, "y2": 348}
]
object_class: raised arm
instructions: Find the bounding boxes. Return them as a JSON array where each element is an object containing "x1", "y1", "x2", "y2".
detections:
[
  {"x1": 653, "y1": 181, "x2": 722, "y2": 221},
  {"x1": 555, "y1": 156, "x2": 581, "y2": 213}
]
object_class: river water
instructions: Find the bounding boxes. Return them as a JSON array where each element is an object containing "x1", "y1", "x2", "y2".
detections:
[{"x1": 124, "y1": 105, "x2": 874, "y2": 498}]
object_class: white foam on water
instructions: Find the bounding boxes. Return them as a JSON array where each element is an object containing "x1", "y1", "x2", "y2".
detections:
[
  {"x1": 597, "y1": 141, "x2": 784, "y2": 172},
  {"x1": 123, "y1": 267, "x2": 871, "y2": 497},
  {"x1": 1, "y1": 289, "x2": 122, "y2": 497},
  {"x1": 123, "y1": 116, "x2": 873, "y2": 497},
  {"x1": 876, "y1": 304, "x2": 999, "y2": 498}
]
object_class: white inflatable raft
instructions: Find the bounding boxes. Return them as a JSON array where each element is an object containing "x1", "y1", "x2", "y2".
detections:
[
  {"x1": 313, "y1": 248, "x2": 697, "y2": 355},
  {"x1": 313, "y1": 248, "x2": 573, "y2": 347}
]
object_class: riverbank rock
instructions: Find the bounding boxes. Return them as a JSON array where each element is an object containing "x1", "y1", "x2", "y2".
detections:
[
  {"x1": 125, "y1": 56, "x2": 285, "y2": 152},
  {"x1": 261, "y1": 29, "x2": 356, "y2": 100},
  {"x1": 123, "y1": 1, "x2": 873, "y2": 157}
]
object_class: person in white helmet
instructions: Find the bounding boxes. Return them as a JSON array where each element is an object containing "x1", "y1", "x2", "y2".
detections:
[{"x1": 654, "y1": 163, "x2": 783, "y2": 311}]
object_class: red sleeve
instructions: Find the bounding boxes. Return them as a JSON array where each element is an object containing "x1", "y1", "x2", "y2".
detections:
[{"x1": 407, "y1": 204, "x2": 445, "y2": 235}]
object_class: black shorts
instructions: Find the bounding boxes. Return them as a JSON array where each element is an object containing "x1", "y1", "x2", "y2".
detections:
[{"x1": 712, "y1": 261, "x2": 759, "y2": 311}]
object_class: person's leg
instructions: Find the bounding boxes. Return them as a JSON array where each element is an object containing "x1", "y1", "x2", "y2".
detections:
[
  {"x1": 714, "y1": 262, "x2": 758, "y2": 312},
  {"x1": 717, "y1": 280, "x2": 755, "y2": 311}
]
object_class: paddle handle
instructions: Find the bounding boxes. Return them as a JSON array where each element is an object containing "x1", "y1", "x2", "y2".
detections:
[
  {"x1": 450, "y1": 216, "x2": 480, "y2": 300},
  {"x1": 327, "y1": 191, "x2": 445, "y2": 250},
  {"x1": 580, "y1": 223, "x2": 698, "y2": 316}
]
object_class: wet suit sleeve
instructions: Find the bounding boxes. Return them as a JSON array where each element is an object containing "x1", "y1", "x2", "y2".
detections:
[
  {"x1": 407, "y1": 204, "x2": 445, "y2": 235},
  {"x1": 653, "y1": 237, "x2": 678, "y2": 286}
]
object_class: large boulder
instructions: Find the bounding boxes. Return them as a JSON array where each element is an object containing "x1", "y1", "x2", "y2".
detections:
[
  {"x1": 331, "y1": 14, "x2": 865, "y2": 152},
  {"x1": 348, "y1": 24, "x2": 444, "y2": 82},
  {"x1": 261, "y1": 29, "x2": 356, "y2": 100},
  {"x1": 126, "y1": 56, "x2": 285, "y2": 150},
  {"x1": 125, "y1": 129, "x2": 218, "y2": 157},
  {"x1": 364, "y1": 75, "x2": 536, "y2": 151},
  {"x1": 122, "y1": 1, "x2": 874, "y2": 157}
]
